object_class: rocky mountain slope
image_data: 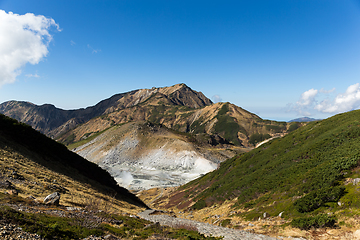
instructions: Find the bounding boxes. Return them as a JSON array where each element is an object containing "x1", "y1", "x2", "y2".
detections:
[
  {"x1": 0, "y1": 113, "x2": 147, "y2": 210},
  {"x1": 58, "y1": 100, "x2": 290, "y2": 148},
  {"x1": 0, "y1": 83, "x2": 289, "y2": 147},
  {"x1": 150, "y1": 109, "x2": 360, "y2": 237},
  {"x1": 1, "y1": 84, "x2": 293, "y2": 191},
  {"x1": 0, "y1": 83, "x2": 211, "y2": 138},
  {"x1": 70, "y1": 121, "x2": 242, "y2": 190}
]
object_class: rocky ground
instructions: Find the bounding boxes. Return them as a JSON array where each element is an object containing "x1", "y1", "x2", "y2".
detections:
[
  {"x1": 0, "y1": 222, "x2": 43, "y2": 240},
  {"x1": 0, "y1": 196, "x2": 292, "y2": 240},
  {"x1": 1, "y1": 201, "x2": 124, "y2": 240},
  {"x1": 138, "y1": 209, "x2": 301, "y2": 240}
]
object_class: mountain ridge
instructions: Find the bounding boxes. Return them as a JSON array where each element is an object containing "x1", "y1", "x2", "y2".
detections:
[
  {"x1": 0, "y1": 83, "x2": 211, "y2": 138},
  {"x1": 288, "y1": 117, "x2": 320, "y2": 122},
  {"x1": 0, "y1": 84, "x2": 290, "y2": 148}
]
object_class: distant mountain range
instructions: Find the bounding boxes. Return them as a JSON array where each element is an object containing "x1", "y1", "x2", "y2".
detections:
[
  {"x1": 289, "y1": 117, "x2": 321, "y2": 122},
  {"x1": 0, "y1": 83, "x2": 290, "y2": 148},
  {"x1": 0, "y1": 83, "x2": 211, "y2": 139}
]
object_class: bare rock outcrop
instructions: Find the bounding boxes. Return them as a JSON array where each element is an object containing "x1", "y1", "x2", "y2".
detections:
[{"x1": 43, "y1": 192, "x2": 60, "y2": 205}]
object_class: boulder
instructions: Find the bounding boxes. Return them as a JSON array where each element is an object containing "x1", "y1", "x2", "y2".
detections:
[
  {"x1": 104, "y1": 234, "x2": 120, "y2": 240},
  {"x1": 353, "y1": 178, "x2": 360, "y2": 185},
  {"x1": 43, "y1": 192, "x2": 60, "y2": 205},
  {"x1": 7, "y1": 189, "x2": 18, "y2": 195}
]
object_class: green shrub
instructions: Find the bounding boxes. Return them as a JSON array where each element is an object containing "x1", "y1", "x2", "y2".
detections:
[
  {"x1": 63, "y1": 134, "x2": 75, "y2": 145},
  {"x1": 190, "y1": 118, "x2": 206, "y2": 134},
  {"x1": 220, "y1": 219, "x2": 231, "y2": 227},
  {"x1": 288, "y1": 123, "x2": 299, "y2": 132},
  {"x1": 294, "y1": 186, "x2": 345, "y2": 213},
  {"x1": 248, "y1": 133, "x2": 271, "y2": 146},
  {"x1": 265, "y1": 125, "x2": 285, "y2": 133},
  {"x1": 212, "y1": 103, "x2": 244, "y2": 145},
  {"x1": 192, "y1": 199, "x2": 206, "y2": 210},
  {"x1": 291, "y1": 214, "x2": 336, "y2": 230}
]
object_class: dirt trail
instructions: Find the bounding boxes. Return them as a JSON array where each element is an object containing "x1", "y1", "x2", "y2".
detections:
[{"x1": 138, "y1": 209, "x2": 298, "y2": 240}]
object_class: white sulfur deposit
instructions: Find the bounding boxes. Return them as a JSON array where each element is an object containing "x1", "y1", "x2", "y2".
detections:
[{"x1": 73, "y1": 123, "x2": 219, "y2": 190}]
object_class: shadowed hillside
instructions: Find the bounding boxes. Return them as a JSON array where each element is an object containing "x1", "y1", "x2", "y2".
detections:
[{"x1": 0, "y1": 114, "x2": 147, "y2": 209}]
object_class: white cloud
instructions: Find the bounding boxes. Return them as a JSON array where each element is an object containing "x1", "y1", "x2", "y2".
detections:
[
  {"x1": 25, "y1": 73, "x2": 40, "y2": 78},
  {"x1": 289, "y1": 83, "x2": 360, "y2": 117},
  {"x1": 70, "y1": 40, "x2": 76, "y2": 46},
  {"x1": 0, "y1": 10, "x2": 59, "y2": 87},
  {"x1": 319, "y1": 88, "x2": 335, "y2": 94},
  {"x1": 212, "y1": 94, "x2": 222, "y2": 103},
  {"x1": 87, "y1": 44, "x2": 101, "y2": 54},
  {"x1": 315, "y1": 83, "x2": 360, "y2": 113},
  {"x1": 296, "y1": 88, "x2": 318, "y2": 106}
]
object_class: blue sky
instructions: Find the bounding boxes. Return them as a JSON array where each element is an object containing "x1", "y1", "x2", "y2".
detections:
[{"x1": 0, "y1": 0, "x2": 360, "y2": 121}]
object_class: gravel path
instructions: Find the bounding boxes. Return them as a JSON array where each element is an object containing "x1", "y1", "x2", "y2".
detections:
[
  {"x1": 138, "y1": 209, "x2": 281, "y2": 240},
  {"x1": 0, "y1": 222, "x2": 43, "y2": 240}
]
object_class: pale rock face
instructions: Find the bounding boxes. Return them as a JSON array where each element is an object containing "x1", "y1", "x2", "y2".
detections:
[{"x1": 73, "y1": 124, "x2": 219, "y2": 190}]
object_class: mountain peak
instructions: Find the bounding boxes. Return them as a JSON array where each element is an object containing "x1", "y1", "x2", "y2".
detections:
[{"x1": 0, "y1": 83, "x2": 212, "y2": 138}]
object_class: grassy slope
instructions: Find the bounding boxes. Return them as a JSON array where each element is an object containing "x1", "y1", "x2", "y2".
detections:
[
  {"x1": 0, "y1": 114, "x2": 147, "y2": 208},
  {"x1": 180, "y1": 110, "x2": 360, "y2": 222}
]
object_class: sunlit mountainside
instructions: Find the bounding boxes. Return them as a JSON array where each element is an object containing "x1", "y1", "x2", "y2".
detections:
[{"x1": 151, "y1": 109, "x2": 360, "y2": 237}]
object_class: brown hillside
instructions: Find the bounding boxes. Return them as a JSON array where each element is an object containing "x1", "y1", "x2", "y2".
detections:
[
  {"x1": 0, "y1": 83, "x2": 211, "y2": 138},
  {"x1": 0, "y1": 114, "x2": 147, "y2": 212},
  {"x1": 58, "y1": 101, "x2": 289, "y2": 148}
]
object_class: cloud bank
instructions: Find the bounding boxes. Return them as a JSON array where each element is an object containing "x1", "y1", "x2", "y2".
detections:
[
  {"x1": 0, "y1": 10, "x2": 59, "y2": 87},
  {"x1": 290, "y1": 83, "x2": 360, "y2": 116}
]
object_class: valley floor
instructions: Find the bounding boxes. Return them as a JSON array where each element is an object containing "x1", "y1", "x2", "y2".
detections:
[
  {"x1": 137, "y1": 187, "x2": 360, "y2": 240},
  {"x1": 138, "y1": 209, "x2": 279, "y2": 240}
]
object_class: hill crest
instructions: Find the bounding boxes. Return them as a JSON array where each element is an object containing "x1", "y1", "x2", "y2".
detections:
[{"x1": 0, "y1": 84, "x2": 212, "y2": 138}]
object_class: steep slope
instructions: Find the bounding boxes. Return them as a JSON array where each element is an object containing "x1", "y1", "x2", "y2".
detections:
[
  {"x1": 0, "y1": 83, "x2": 211, "y2": 138},
  {"x1": 154, "y1": 110, "x2": 360, "y2": 229},
  {"x1": 70, "y1": 121, "x2": 239, "y2": 190},
  {"x1": 59, "y1": 100, "x2": 290, "y2": 191},
  {"x1": 59, "y1": 100, "x2": 289, "y2": 148},
  {"x1": 0, "y1": 114, "x2": 147, "y2": 210}
]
